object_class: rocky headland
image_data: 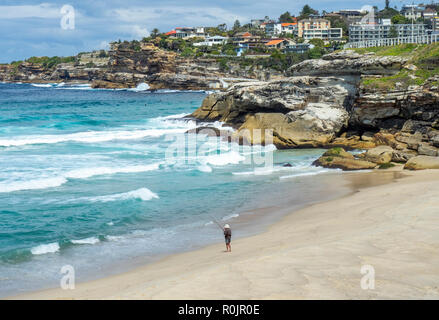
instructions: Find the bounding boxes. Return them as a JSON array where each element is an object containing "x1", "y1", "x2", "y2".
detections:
[
  {"x1": 190, "y1": 47, "x2": 439, "y2": 170},
  {"x1": 0, "y1": 42, "x2": 268, "y2": 91}
]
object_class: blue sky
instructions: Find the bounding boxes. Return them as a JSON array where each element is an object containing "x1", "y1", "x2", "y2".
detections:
[{"x1": 0, "y1": 0, "x2": 409, "y2": 63}]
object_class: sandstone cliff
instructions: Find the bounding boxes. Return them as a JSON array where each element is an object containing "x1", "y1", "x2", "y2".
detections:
[{"x1": 191, "y1": 50, "x2": 439, "y2": 165}]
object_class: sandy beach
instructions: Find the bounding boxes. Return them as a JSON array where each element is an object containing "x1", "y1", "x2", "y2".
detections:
[{"x1": 12, "y1": 168, "x2": 439, "y2": 300}]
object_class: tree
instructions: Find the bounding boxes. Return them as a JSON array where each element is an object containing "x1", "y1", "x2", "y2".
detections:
[
  {"x1": 308, "y1": 38, "x2": 324, "y2": 48},
  {"x1": 385, "y1": 0, "x2": 390, "y2": 9},
  {"x1": 279, "y1": 11, "x2": 295, "y2": 23},
  {"x1": 326, "y1": 16, "x2": 348, "y2": 36},
  {"x1": 150, "y1": 28, "x2": 160, "y2": 38},
  {"x1": 217, "y1": 23, "x2": 227, "y2": 32},
  {"x1": 233, "y1": 20, "x2": 241, "y2": 31},
  {"x1": 299, "y1": 5, "x2": 319, "y2": 19},
  {"x1": 377, "y1": 7, "x2": 399, "y2": 19},
  {"x1": 388, "y1": 25, "x2": 398, "y2": 38},
  {"x1": 391, "y1": 14, "x2": 410, "y2": 24}
]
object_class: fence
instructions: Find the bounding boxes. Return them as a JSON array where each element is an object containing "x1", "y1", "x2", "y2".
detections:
[{"x1": 344, "y1": 34, "x2": 439, "y2": 49}]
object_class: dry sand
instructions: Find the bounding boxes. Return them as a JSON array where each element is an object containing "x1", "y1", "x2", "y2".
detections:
[{"x1": 11, "y1": 168, "x2": 439, "y2": 299}]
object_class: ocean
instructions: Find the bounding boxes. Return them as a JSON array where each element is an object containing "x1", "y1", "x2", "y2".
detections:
[{"x1": 0, "y1": 82, "x2": 344, "y2": 297}]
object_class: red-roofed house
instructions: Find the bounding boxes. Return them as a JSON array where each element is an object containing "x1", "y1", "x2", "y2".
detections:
[
  {"x1": 265, "y1": 38, "x2": 291, "y2": 49},
  {"x1": 165, "y1": 30, "x2": 177, "y2": 36},
  {"x1": 280, "y1": 22, "x2": 297, "y2": 34}
]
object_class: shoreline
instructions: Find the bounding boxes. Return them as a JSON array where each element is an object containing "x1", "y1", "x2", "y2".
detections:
[{"x1": 11, "y1": 167, "x2": 439, "y2": 300}]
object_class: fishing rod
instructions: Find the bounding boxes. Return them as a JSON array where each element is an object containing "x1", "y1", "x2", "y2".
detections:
[{"x1": 210, "y1": 216, "x2": 224, "y2": 231}]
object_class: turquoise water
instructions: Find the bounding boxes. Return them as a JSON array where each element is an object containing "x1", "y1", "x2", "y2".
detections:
[{"x1": 0, "y1": 82, "x2": 334, "y2": 296}]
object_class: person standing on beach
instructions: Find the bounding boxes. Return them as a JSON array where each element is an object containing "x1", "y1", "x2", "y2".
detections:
[{"x1": 224, "y1": 224, "x2": 231, "y2": 252}]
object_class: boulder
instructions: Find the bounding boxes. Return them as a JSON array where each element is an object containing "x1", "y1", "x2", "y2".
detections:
[
  {"x1": 313, "y1": 147, "x2": 377, "y2": 171},
  {"x1": 391, "y1": 150, "x2": 417, "y2": 163},
  {"x1": 404, "y1": 155, "x2": 439, "y2": 170},
  {"x1": 314, "y1": 156, "x2": 377, "y2": 171},
  {"x1": 417, "y1": 143, "x2": 439, "y2": 157},
  {"x1": 395, "y1": 132, "x2": 423, "y2": 151},
  {"x1": 363, "y1": 146, "x2": 394, "y2": 164}
]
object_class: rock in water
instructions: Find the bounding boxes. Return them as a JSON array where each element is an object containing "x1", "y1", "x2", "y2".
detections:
[{"x1": 404, "y1": 155, "x2": 439, "y2": 170}]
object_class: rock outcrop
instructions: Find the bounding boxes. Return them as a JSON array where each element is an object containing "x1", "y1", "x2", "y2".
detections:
[
  {"x1": 191, "y1": 49, "x2": 439, "y2": 170},
  {"x1": 289, "y1": 50, "x2": 406, "y2": 77},
  {"x1": 192, "y1": 77, "x2": 356, "y2": 148}
]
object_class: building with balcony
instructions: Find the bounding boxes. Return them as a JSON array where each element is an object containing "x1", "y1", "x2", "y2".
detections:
[
  {"x1": 298, "y1": 18, "x2": 331, "y2": 38},
  {"x1": 193, "y1": 36, "x2": 228, "y2": 47},
  {"x1": 401, "y1": 4, "x2": 424, "y2": 20},
  {"x1": 302, "y1": 28, "x2": 343, "y2": 40},
  {"x1": 349, "y1": 22, "x2": 426, "y2": 42}
]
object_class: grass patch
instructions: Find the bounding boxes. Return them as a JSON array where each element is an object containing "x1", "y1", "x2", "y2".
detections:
[
  {"x1": 359, "y1": 43, "x2": 439, "y2": 89},
  {"x1": 325, "y1": 147, "x2": 343, "y2": 156},
  {"x1": 378, "y1": 162, "x2": 395, "y2": 169},
  {"x1": 353, "y1": 43, "x2": 419, "y2": 57},
  {"x1": 325, "y1": 157, "x2": 334, "y2": 162}
]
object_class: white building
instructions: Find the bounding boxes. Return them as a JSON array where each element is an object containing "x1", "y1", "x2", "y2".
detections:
[
  {"x1": 349, "y1": 22, "x2": 426, "y2": 42},
  {"x1": 423, "y1": 7, "x2": 438, "y2": 20},
  {"x1": 401, "y1": 5, "x2": 424, "y2": 20},
  {"x1": 302, "y1": 28, "x2": 343, "y2": 40},
  {"x1": 193, "y1": 36, "x2": 228, "y2": 47},
  {"x1": 174, "y1": 27, "x2": 206, "y2": 39},
  {"x1": 265, "y1": 22, "x2": 297, "y2": 36}
]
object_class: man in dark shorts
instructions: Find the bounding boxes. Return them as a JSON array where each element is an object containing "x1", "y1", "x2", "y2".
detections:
[{"x1": 224, "y1": 224, "x2": 231, "y2": 252}]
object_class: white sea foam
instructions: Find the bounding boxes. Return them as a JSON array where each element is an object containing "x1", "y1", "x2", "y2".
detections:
[
  {"x1": 105, "y1": 235, "x2": 125, "y2": 241},
  {"x1": 197, "y1": 164, "x2": 212, "y2": 173},
  {"x1": 65, "y1": 163, "x2": 160, "y2": 179},
  {"x1": 0, "y1": 163, "x2": 160, "y2": 193},
  {"x1": 30, "y1": 242, "x2": 60, "y2": 255},
  {"x1": 71, "y1": 237, "x2": 100, "y2": 245},
  {"x1": 0, "y1": 128, "x2": 191, "y2": 147},
  {"x1": 87, "y1": 188, "x2": 159, "y2": 203},
  {"x1": 222, "y1": 213, "x2": 239, "y2": 221},
  {"x1": 128, "y1": 82, "x2": 150, "y2": 92},
  {"x1": 30, "y1": 83, "x2": 53, "y2": 88},
  {"x1": 279, "y1": 169, "x2": 332, "y2": 180},
  {"x1": 0, "y1": 176, "x2": 68, "y2": 193},
  {"x1": 232, "y1": 166, "x2": 290, "y2": 176},
  {"x1": 202, "y1": 151, "x2": 245, "y2": 166},
  {"x1": 55, "y1": 84, "x2": 92, "y2": 90}
]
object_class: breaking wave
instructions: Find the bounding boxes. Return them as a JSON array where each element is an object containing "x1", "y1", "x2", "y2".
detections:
[
  {"x1": 86, "y1": 188, "x2": 159, "y2": 203},
  {"x1": 0, "y1": 163, "x2": 160, "y2": 193}
]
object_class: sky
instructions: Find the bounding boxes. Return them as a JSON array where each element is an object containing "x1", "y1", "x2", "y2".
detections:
[{"x1": 0, "y1": 0, "x2": 413, "y2": 63}]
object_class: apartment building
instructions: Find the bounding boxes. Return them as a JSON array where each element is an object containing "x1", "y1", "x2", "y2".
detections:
[
  {"x1": 298, "y1": 18, "x2": 342, "y2": 40},
  {"x1": 297, "y1": 18, "x2": 331, "y2": 37},
  {"x1": 349, "y1": 22, "x2": 427, "y2": 42}
]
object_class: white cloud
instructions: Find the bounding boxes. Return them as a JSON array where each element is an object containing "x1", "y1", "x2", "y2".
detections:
[
  {"x1": 0, "y1": 3, "x2": 62, "y2": 19},
  {"x1": 110, "y1": 6, "x2": 248, "y2": 28},
  {"x1": 98, "y1": 41, "x2": 110, "y2": 50},
  {"x1": 131, "y1": 25, "x2": 149, "y2": 39}
]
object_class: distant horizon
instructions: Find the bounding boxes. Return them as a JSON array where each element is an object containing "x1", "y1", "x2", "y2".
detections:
[{"x1": 0, "y1": 0, "x2": 417, "y2": 63}]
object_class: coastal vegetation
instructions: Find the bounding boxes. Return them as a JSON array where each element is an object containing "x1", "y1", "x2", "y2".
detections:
[{"x1": 355, "y1": 43, "x2": 439, "y2": 89}]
